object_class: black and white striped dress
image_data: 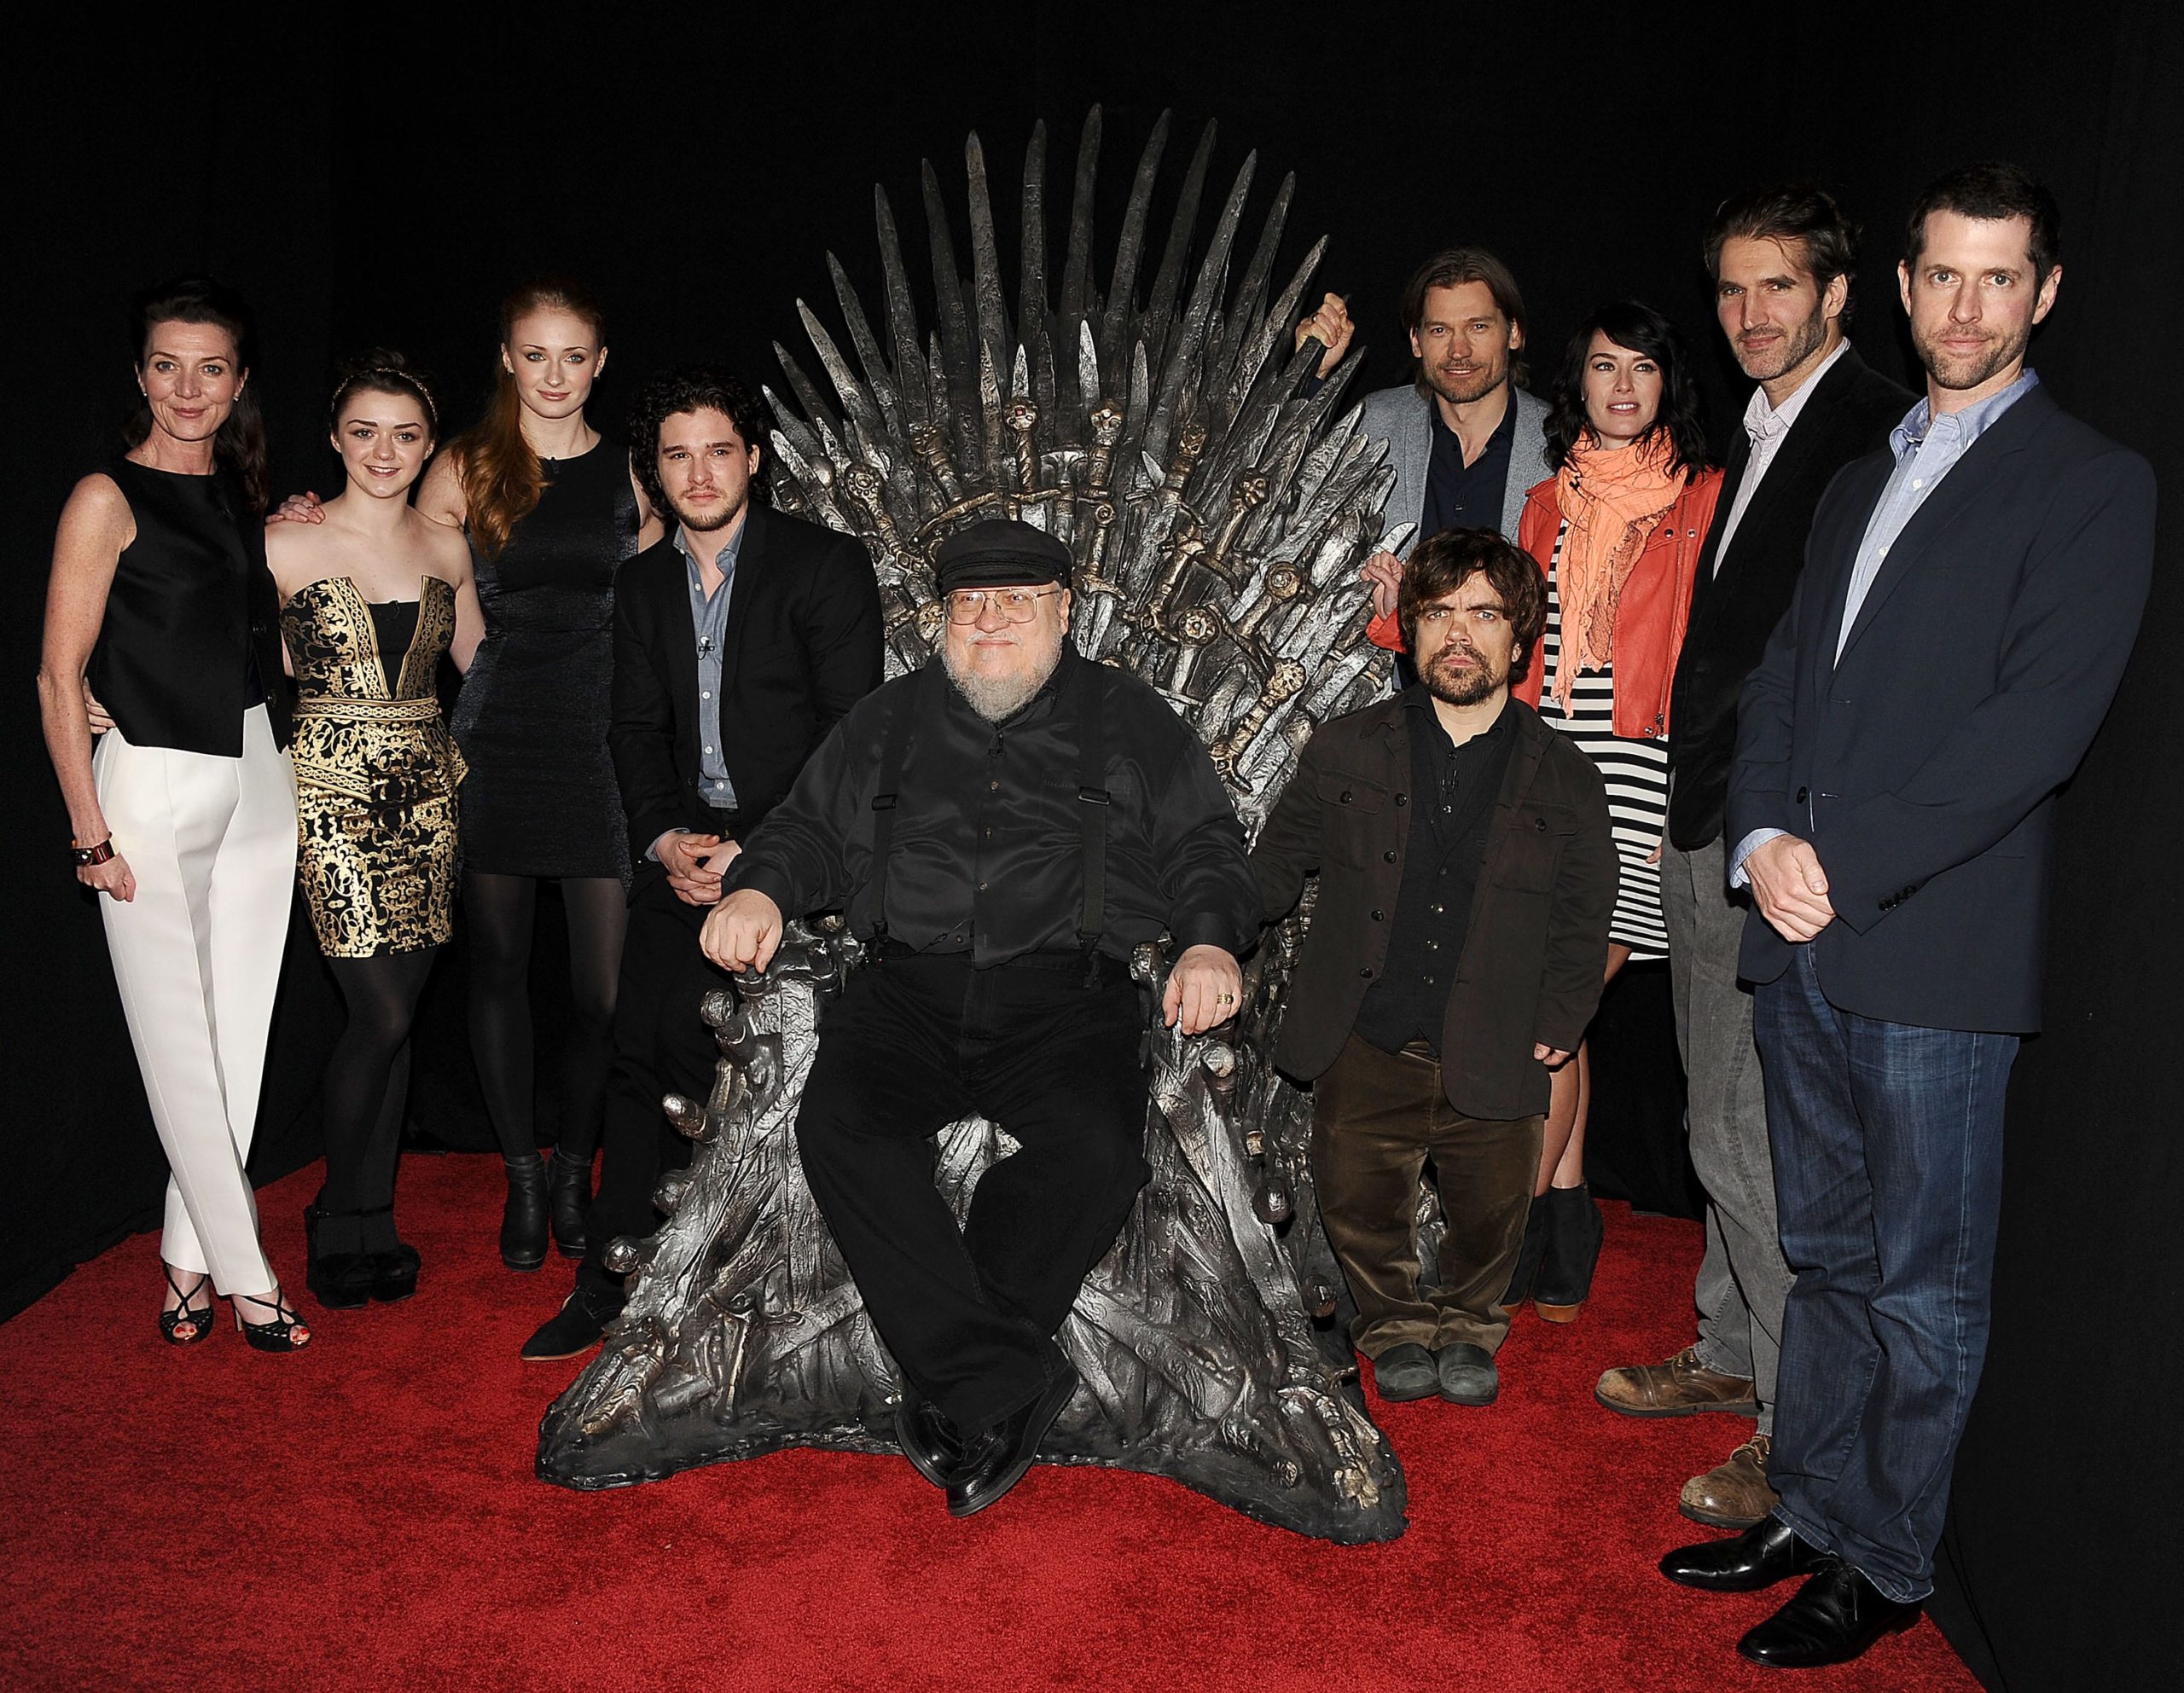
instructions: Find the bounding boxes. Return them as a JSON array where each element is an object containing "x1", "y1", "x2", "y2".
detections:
[{"x1": 1537, "y1": 519, "x2": 1670, "y2": 958}]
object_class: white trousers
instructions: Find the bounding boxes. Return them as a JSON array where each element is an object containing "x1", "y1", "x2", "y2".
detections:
[{"x1": 93, "y1": 706, "x2": 297, "y2": 1294}]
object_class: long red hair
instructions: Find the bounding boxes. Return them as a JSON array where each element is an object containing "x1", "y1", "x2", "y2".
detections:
[{"x1": 451, "y1": 279, "x2": 606, "y2": 556}]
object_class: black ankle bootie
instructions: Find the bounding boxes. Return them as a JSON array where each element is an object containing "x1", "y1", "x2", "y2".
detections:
[
  {"x1": 549, "y1": 1147, "x2": 591, "y2": 1261},
  {"x1": 501, "y1": 1154, "x2": 549, "y2": 1271},
  {"x1": 305, "y1": 1201, "x2": 374, "y2": 1310},
  {"x1": 1532, "y1": 1181, "x2": 1604, "y2": 1322},
  {"x1": 1501, "y1": 1195, "x2": 1548, "y2": 1309}
]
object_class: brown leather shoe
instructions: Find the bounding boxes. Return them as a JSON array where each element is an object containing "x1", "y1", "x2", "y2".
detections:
[
  {"x1": 1594, "y1": 1345, "x2": 1758, "y2": 1418},
  {"x1": 1681, "y1": 1433, "x2": 1778, "y2": 1529}
]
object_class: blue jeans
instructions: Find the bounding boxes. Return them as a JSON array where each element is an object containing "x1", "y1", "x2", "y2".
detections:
[{"x1": 1753, "y1": 944, "x2": 2018, "y2": 1603}]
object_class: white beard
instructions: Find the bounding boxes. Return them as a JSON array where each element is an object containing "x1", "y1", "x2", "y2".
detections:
[{"x1": 941, "y1": 624, "x2": 1066, "y2": 722}]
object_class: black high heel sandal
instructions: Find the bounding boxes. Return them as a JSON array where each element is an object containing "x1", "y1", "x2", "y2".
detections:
[
  {"x1": 357, "y1": 1204, "x2": 421, "y2": 1303},
  {"x1": 159, "y1": 1265, "x2": 213, "y2": 1346},
  {"x1": 233, "y1": 1285, "x2": 312, "y2": 1353},
  {"x1": 305, "y1": 1202, "x2": 375, "y2": 1310}
]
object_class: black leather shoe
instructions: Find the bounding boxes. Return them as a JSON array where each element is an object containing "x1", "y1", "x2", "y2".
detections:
[
  {"x1": 1435, "y1": 1342, "x2": 1499, "y2": 1406},
  {"x1": 520, "y1": 1284, "x2": 622, "y2": 1360},
  {"x1": 1370, "y1": 1342, "x2": 1440, "y2": 1401},
  {"x1": 1659, "y1": 1516, "x2": 1830, "y2": 1592},
  {"x1": 501, "y1": 1155, "x2": 549, "y2": 1271},
  {"x1": 1738, "y1": 1563, "x2": 1921, "y2": 1668},
  {"x1": 944, "y1": 1362, "x2": 1079, "y2": 1519},
  {"x1": 549, "y1": 1147, "x2": 591, "y2": 1260},
  {"x1": 894, "y1": 1393, "x2": 965, "y2": 1488}
]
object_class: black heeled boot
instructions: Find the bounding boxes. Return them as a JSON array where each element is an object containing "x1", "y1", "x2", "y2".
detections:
[
  {"x1": 305, "y1": 1201, "x2": 375, "y2": 1310},
  {"x1": 1501, "y1": 1194, "x2": 1548, "y2": 1311},
  {"x1": 549, "y1": 1147, "x2": 591, "y2": 1261},
  {"x1": 501, "y1": 1154, "x2": 549, "y2": 1271},
  {"x1": 1532, "y1": 1181, "x2": 1604, "y2": 1323}
]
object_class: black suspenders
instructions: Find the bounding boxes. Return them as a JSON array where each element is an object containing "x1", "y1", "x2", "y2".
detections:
[{"x1": 865, "y1": 657, "x2": 1111, "y2": 959}]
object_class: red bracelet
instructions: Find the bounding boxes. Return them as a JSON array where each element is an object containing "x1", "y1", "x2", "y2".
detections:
[{"x1": 70, "y1": 838, "x2": 114, "y2": 867}]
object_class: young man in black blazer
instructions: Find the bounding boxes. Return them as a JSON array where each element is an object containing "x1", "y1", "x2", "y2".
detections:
[
  {"x1": 1660, "y1": 165, "x2": 2156, "y2": 1670},
  {"x1": 1595, "y1": 188, "x2": 1910, "y2": 1530},
  {"x1": 522, "y1": 368, "x2": 883, "y2": 1359}
]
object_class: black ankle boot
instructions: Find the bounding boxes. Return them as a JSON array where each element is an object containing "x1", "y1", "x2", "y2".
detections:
[
  {"x1": 1502, "y1": 1195, "x2": 1548, "y2": 1309},
  {"x1": 501, "y1": 1154, "x2": 549, "y2": 1271},
  {"x1": 305, "y1": 1201, "x2": 374, "y2": 1310},
  {"x1": 1533, "y1": 1181, "x2": 1604, "y2": 1323},
  {"x1": 549, "y1": 1147, "x2": 591, "y2": 1261}
]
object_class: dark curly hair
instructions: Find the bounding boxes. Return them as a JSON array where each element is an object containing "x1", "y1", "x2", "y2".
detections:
[
  {"x1": 1542, "y1": 301, "x2": 1709, "y2": 482},
  {"x1": 1398, "y1": 526, "x2": 1549, "y2": 684},
  {"x1": 628, "y1": 366, "x2": 774, "y2": 517}
]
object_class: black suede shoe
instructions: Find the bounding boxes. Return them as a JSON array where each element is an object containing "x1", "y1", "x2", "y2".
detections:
[
  {"x1": 501, "y1": 1155, "x2": 549, "y2": 1271},
  {"x1": 1435, "y1": 1342, "x2": 1499, "y2": 1406},
  {"x1": 944, "y1": 1362, "x2": 1079, "y2": 1519},
  {"x1": 549, "y1": 1148, "x2": 590, "y2": 1260},
  {"x1": 1533, "y1": 1181, "x2": 1603, "y2": 1322},
  {"x1": 894, "y1": 1393, "x2": 965, "y2": 1488},
  {"x1": 1370, "y1": 1343, "x2": 1440, "y2": 1401},
  {"x1": 520, "y1": 1284, "x2": 622, "y2": 1360},
  {"x1": 1738, "y1": 1563, "x2": 1922, "y2": 1668},
  {"x1": 1659, "y1": 1516, "x2": 1830, "y2": 1593}
]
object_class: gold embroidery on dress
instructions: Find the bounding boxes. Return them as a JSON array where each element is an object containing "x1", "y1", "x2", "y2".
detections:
[{"x1": 282, "y1": 576, "x2": 466, "y2": 958}]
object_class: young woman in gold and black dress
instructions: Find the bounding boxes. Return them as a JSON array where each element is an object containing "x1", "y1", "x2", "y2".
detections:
[{"x1": 268, "y1": 355, "x2": 482, "y2": 1307}]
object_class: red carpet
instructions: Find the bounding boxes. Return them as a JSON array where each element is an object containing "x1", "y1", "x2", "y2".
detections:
[{"x1": 5, "y1": 1157, "x2": 1975, "y2": 1692}]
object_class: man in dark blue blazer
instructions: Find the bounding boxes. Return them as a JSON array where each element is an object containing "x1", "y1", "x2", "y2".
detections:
[{"x1": 1659, "y1": 165, "x2": 2157, "y2": 1672}]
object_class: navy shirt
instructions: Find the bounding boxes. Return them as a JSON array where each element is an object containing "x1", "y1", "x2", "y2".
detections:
[{"x1": 1420, "y1": 391, "x2": 1519, "y2": 541}]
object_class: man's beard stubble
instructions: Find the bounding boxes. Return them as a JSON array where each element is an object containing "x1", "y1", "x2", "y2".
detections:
[
  {"x1": 672, "y1": 490, "x2": 746, "y2": 533},
  {"x1": 1914, "y1": 316, "x2": 2032, "y2": 393},
  {"x1": 942, "y1": 619, "x2": 1068, "y2": 722},
  {"x1": 1423, "y1": 643, "x2": 1507, "y2": 708},
  {"x1": 1422, "y1": 360, "x2": 1503, "y2": 409},
  {"x1": 1736, "y1": 300, "x2": 1829, "y2": 384}
]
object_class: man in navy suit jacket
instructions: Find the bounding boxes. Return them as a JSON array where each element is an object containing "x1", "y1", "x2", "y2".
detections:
[{"x1": 1658, "y1": 165, "x2": 2156, "y2": 1672}]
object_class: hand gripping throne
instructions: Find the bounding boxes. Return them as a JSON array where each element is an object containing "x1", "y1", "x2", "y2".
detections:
[{"x1": 536, "y1": 111, "x2": 1420, "y2": 1542}]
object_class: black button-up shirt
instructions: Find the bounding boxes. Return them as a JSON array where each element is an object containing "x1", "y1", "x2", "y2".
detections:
[
  {"x1": 1354, "y1": 687, "x2": 1517, "y2": 1053},
  {"x1": 1420, "y1": 390, "x2": 1519, "y2": 542},
  {"x1": 731, "y1": 645, "x2": 1257, "y2": 967}
]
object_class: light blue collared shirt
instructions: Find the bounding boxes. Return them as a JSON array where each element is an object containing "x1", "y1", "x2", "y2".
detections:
[
  {"x1": 1728, "y1": 370, "x2": 2042, "y2": 889},
  {"x1": 678, "y1": 519, "x2": 745, "y2": 811}
]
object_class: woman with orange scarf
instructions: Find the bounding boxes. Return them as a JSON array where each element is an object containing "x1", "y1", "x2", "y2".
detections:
[{"x1": 1365, "y1": 299, "x2": 1722, "y2": 1319}]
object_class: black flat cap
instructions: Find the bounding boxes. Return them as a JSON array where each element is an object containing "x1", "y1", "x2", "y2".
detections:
[{"x1": 932, "y1": 519, "x2": 1072, "y2": 594}]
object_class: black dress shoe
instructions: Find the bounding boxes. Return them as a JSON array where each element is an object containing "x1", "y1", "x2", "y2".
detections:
[
  {"x1": 893, "y1": 1393, "x2": 965, "y2": 1488},
  {"x1": 520, "y1": 1284, "x2": 623, "y2": 1360},
  {"x1": 1738, "y1": 1563, "x2": 1921, "y2": 1668},
  {"x1": 1659, "y1": 1516, "x2": 1830, "y2": 1592},
  {"x1": 501, "y1": 1155, "x2": 549, "y2": 1271},
  {"x1": 944, "y1": 1362, "x2": 1079, "y2": 1519},
  {"x1": 1370, "y1": 1342, "x2": 1440, "y2": 1401}
]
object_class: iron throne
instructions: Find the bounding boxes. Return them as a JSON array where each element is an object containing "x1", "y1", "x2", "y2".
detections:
[{"x1": 537, "y1": 110, "x2": 1417, "y2": 1543}]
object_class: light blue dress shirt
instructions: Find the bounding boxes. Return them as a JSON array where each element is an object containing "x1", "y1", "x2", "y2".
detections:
[
  {"x1": 679, "y1": 520, "x2": 745, "y2": 811},
  {"x1": 1728, "y1": 369, "x2": 2042, "y2": 889}
]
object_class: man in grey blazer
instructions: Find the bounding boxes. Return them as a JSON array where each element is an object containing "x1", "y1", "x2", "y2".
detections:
[{"x1": 1297, "y1": 248, "x2": 1552, "y2": 623}]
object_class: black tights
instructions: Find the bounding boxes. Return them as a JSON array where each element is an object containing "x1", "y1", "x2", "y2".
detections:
[
  {"x1": 320, "y1": 948, "x2": 438, "y2": 1255},
  {"x1": 463, "y1": 873, "x2": 625, "y2": 1167}
]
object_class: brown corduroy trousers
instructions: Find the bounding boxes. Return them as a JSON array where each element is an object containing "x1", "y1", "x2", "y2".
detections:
[{"x1": 1311, "y1": 1035, "x2": 1544, "y2": 1359}]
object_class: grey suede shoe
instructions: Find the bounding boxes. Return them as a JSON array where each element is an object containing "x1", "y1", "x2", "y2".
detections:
[
  {"x1": 1436, "y1": 1342, "x2": 1500, "y2": 1405},
  {"x1": 1370, "y1": 1342, "x2": 1440, "y2": 1400}
]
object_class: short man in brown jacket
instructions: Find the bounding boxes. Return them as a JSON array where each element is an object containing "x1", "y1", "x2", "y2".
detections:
[{"x1": 1254, "y1": 528, "x2": 1618, "y2": 1406}]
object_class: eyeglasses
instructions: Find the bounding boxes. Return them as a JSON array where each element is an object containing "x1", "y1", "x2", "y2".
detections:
[{"x1": 944, "y1": 587, "x2": 1063, "y2": 624}]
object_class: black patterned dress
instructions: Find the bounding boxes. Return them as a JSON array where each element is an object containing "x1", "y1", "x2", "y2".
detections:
[
  {"x1": 283, "y1": 576, "x2": 466, "y2": 957},
  {"x1": 447, "y1": 441, "x2": 639, "y2": 880}
]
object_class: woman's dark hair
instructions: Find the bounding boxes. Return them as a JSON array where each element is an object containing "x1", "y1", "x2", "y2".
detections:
[
  {"x1": 1542, "y1": 300, "x2": 1709, "y2": 481},
  {"x1": 451, "y1": 277, "x2": 607, "y2": 555},
  {"x1": 328, "y1": 348, "x2": 439, "y2": 440},
  {"x1": 1906, "y1": 160, "x2": 2060, "y2": 281},
  {"x1": 1398, "y1": 526, "x2": 1549, "y2": 684},
  {"x1": 628, "y1": 366, "x2": 775, "y2": 516},
  {"x1": 125, "y1": 275, "x2": 269, "y2": 513},
  {"x1": 1705, "y1": 183, "x2": 1862, "y2": 323}
]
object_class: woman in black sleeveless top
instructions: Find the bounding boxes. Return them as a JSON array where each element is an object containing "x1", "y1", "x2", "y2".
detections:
[
  {"x1": 281, "y1": 281, "x2": 659, "y2": 1268},
  {"x1": 36, "y1": 278, "x2": 310, "y2": 1353}
]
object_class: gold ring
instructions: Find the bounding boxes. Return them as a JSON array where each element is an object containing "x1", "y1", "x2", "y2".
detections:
[{"x1": 1217, "y1": 993, "x2": 1234, "y2": 1004}]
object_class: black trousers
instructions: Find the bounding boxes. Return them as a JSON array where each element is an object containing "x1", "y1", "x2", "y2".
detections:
[
  {"x1": 795, "y1": 950, "x2": 1151, "y2": 1431},
  {"x1": 577, "y1": 871, "x2": 726, "y2": 1300}
]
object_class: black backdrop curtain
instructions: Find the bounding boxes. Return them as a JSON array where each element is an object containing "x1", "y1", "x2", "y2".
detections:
[{"x1": 7, "y1": 9, "x2": 2176, "y2": 1685}]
